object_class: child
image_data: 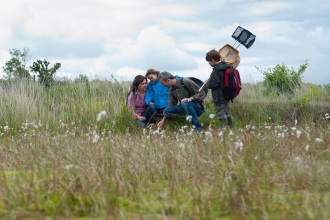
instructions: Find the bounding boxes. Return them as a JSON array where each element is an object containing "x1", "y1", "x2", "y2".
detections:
[
  {"x1": 145, "y1": 69, "x2": 169, "y2": 116},
  {"x1": 205, "y1": 49, "x2": 233, "y2": 127}
]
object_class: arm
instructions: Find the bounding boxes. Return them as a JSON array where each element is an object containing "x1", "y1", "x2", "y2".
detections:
[
  {"x1": 207, "y1": 70, "x2": 221, "y2": 89},
  {"x1": 183, "y1": 78, "x2": 206, "y2": 102},
  {"x1": 145, "y1": 85, "x2": 154, "y2": 105}
]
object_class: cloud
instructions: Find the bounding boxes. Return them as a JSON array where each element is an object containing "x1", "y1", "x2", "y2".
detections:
[
  {"x1": 10, "y1": 27, "x2": 106, "y2": 59},
  {"x1": 111, "y1": 26, "x2": 198, "y2": 72}
]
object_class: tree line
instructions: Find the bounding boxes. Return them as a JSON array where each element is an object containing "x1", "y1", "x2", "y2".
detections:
[{"x1": 2, "y1": 47, "x2": 61, "y2": 88}]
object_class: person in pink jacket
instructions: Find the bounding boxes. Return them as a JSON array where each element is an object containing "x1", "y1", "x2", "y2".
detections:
[{"x1": 127, "y1": 75, "x2": 157, "y2": 128}]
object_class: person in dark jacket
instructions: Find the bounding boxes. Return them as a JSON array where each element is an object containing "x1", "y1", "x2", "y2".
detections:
[
  {"x1": 157, "y1": 71, "x2": 206, "y2": 131},
  {"x1": 206, "y1": 49, "x2": 233, "y2": 127}
]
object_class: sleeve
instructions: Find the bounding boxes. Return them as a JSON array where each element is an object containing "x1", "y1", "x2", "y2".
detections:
[
  {"x1": 167, "y1": 89, "x2": 177, "y2": 106},
  {"x1": 145, "y1": 85, "x2": 154, "y2": 105},
  {"x1": 207, "y1": 70, "x2": 221, "y2": 89},
  {"x1": 184, "y1": 78, "x2": 206, "y2": 102}
]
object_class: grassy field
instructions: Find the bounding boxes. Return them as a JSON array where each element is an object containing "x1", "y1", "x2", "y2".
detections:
[{"x1": 0, "y1": 79, "x2": 329, "y2": 219}]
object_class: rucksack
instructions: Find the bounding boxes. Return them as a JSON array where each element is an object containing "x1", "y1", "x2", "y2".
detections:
[
  {"x1": 126, "y1": 90, "x2": 138, "y2": 106},
  {"x1": 180, "y1": 77, "x2": 208, "y2": 97},
  {"x1": 222, "y1": 67, "x2": 241, "y2": 102}
]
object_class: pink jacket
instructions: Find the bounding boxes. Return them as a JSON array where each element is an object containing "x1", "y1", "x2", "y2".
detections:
[{"x1": 127, "y1": 91, "x2": 147, "y2": 116}]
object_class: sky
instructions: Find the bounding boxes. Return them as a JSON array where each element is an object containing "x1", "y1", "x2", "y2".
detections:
[{"x1": 0, "y1": 0, "x2": 329, "y2": 84}]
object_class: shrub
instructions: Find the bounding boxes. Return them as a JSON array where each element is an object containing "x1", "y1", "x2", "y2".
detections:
[{"x1": 257, "y1": 60, "x2": 308, "y2": 95}]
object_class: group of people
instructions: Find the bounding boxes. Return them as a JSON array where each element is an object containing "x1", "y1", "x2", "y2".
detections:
[{"x1": 127, "y1": 49, "x2": 234, "y2": 131}]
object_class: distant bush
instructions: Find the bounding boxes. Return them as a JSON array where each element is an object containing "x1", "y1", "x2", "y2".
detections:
[{"x1": 257, "y1": 60, "x2": 308, "y2": 95}]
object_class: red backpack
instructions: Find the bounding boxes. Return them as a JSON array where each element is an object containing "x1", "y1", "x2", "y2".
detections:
[{"x1": 222, "y1": 67, "x2": 241, "y2": 102}]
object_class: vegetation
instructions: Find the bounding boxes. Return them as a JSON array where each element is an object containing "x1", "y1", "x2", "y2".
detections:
[
  {"x1": 30, "y1": 59, "x2": 61, "y2": 89},
  {"x1": 257, "y1": 60, "x2": 308, "y2": 95},
  {"x1": 2, "y1": 48, "x2": 32, "y2": 80},
  {"x1": 0, "y1": 77, "x2": 329, "y2": 219}
]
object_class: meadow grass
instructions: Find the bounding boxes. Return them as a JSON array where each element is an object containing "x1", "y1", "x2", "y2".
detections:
[{"x1": 0, "y1": 79, "x2": 329, "y2": 219}]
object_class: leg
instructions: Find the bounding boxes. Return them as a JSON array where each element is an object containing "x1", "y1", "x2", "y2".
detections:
[
  {"x1": 180, "y1": 101, "x2": 203, "y2": 130},
  {"x1": 214, "y1": 103, "x2": 232, "y2": 127},
  {"x1": 145, "y1": 104, "x2": 157, "y2": 124}
]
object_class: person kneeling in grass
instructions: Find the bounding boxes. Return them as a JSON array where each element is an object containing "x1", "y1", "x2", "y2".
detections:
[
  {"x1": 127, "y1": 75, "x2": 157, "y2": 128},
  {"x1": 145, "y1": 68, "x2": 169, "y2": 117},
  {"x1": 157, "y1": 71, "x2": 206, "y2": 131}
]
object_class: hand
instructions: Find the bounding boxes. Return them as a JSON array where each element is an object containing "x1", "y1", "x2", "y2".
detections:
[
  {"x1": 157, "y1": 117, "x2": 166, "y2": 128},
  {"x1": 181, "y1": 97, "x2": 193, "y2": 102},
  {"x1": 149, "y1": 102, "x2": 154, "y2": 105},
  {"x1": 137, "y1": 115, "x2": 146, "y2": 121}
]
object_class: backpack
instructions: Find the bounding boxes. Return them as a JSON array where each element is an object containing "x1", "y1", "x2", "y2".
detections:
[
  {"x1": 222, "y1": 67, "x2": 241, "y2": 102},
  {"x1": 180, "y1": 77, "x2": 208, "y2": 97},
  {"x1": 126, "y1": 90, "x2": 138, "y2": 106}
]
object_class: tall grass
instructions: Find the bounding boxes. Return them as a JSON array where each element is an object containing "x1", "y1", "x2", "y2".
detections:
[{"x1": 0, "y1": 79, "x2": 329, "y2": 219}]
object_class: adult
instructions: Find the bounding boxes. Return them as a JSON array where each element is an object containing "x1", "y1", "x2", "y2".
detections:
[
  {"x1": 157, "y1": 71, "x2": 206, "y2": 131},
  {"x1": 127, "y1": 75, "x2": 156, "y2": 128}
]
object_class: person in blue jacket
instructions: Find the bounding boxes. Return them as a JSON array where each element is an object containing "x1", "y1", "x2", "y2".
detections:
[{"x1": 145, "y1": 69, "x2": 169, "y2": 116}]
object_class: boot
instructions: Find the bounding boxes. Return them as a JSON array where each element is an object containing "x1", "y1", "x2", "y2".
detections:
[{"x1": 219, "y1": 117, "x2": 233, "y2": 128}]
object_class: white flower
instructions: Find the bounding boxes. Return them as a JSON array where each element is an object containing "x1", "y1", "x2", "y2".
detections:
[
  {"x1": 96, "y1": 110, "x2": 107, "y2": 121},
  {"x1": 65, "y1": 164, "x2": 79, "y2": 170},
  {"x1": 3, "y1": 126, "x2": 9, "y2": 132},
  {"x1": 209, "y1": 114, "x2": 215, "y2": 119},
  {"x1": 296, "y1": 130, "x2": 302, "y2": 138},
  {"x1": 204, "y1": 131, "x2": 212, "y2": 137},
  {"x1": 186, "y1": 115, "x2": 192, "y2": 122},
  {"x1": 295, "y1": 120, "x2": 298, "y2": 125},
  {"x1": 179, "y1": 143, "x2": 185, "y2": 150},
  {"x1": 315, "y1": 138, "x2": 323, "y2": 143},
  {"x1": 218, "y1": 131, "x2": 223, "y2": 137},
  {"x1": 234, "y1": 141, "x2": 244, "y2": 152},
  {"x1": 92, "y1": 134, "x2": 100, "y2": 143},
  {"x1": 305, "y1": 145, "x2": 309, "y2": 152}
]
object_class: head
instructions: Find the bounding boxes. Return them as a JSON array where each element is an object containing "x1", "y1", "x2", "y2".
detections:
[
  {"x1": 131, "y1": 75, "x2": 148, "y2": 92},
  {"x1": 205, "y1": 49, "x2": 220, "y2": 67},
  {"x1": 145, "y1": 68, "x2": 160, "y2": 82},
  {"x1": 158, "y1": 71, "x2": 175, "y2": 87}
]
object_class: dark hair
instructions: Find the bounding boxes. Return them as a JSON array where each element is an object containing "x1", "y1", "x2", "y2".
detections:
[
  {"x1": 145, "y1": 68, "x2": 160, "y2": 77},
  {"x1": 158, "y1": 71, "x2": 174, "y2": 80},
  {"x1": 130, "y1": 75, "x2": 147, "y2": 92},
  {"x1": 205, "y1": 49, "x2": 220, "y2": 62}
]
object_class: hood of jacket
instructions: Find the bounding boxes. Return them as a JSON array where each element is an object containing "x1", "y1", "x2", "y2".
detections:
[{"x1": 213, "y1": 61, "x2": 232, "y2": 71}]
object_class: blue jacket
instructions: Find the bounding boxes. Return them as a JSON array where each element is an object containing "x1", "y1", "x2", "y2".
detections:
[{"x1": 145, "y1": 79, "x2": 169, "y2": 109}]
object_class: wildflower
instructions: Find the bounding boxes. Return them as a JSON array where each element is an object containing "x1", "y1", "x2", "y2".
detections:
[
  {"x1": 92, "y1": 134, "x2": 100, "y2": 143},
  {"x1": 96, "y1": 110, "x2": 107, "y2": 121},
  {"x1": 179, "y1": 143, "x2": 185, "y2": 150},
  {"x1": 205, "y1": 131, "x2": 212, "y2": 137},
  {"x1": 305, "y1": 145, "x2": 309, "y2": 152},
  {"x1": 295, "y1": 120, "x2": 298, "y2": 125},
  {"x1": 218, "y1": 131, "x2": 223, "y2": 137},
  {"x1": 315, "y1": 138, "x2": 323, "y2": 143},
  {"x1": 186, "y1": 115, "x2": 192, "y2": 122},
  {"x1": 296, "y1": 130, "x2": 302, "y2": 138},
  {"x1": 209, "y1": 114, "x2": 215, "y2": 119},
  {"x1": 153, "y1": 128, "x2": 164, "y2": 135},
  {"x1": 234, "y1": 141, "x2": 244, "y2": 152},
  {"x1": 65, "y1": 164, "x2": 79, "y2": 170},
  {"x1": 3, "y1": 126, "x2": 9, "y2": 132}
]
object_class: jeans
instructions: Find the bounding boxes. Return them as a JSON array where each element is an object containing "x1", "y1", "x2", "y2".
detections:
[
  {"x1": 137, "y1": 104, "x2": 157, "y2": 128},
  {"x1": 163, "y1": 101, "x2": 203, "y2": 129}
]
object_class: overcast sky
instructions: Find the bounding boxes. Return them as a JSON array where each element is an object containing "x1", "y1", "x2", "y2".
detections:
[{"x1": 1, "y1": 0, "x2": 329, "y2": 84}]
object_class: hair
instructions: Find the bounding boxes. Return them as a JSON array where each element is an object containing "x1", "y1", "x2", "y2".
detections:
[
  {"x1": 130, "y1": 75, "x2": 147, "y2": 92},
  {"x1": 145, "y1": 68, "x2": 160, "y2": 77},
  {"x1": 158, "y1": 71, "x2": 174, "y2": 80},
  {"x1": 205, "y1": 49, "x2": 220, "y2": 62}
]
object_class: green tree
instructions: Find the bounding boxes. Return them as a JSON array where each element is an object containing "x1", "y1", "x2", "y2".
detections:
[
  {"x1": 30, "y1": 59, "x2": 61, "y2": 89},
  {"x1": 2, "y1": 47, "x2": 32, "y2": 80},
  {"x1": 257, "y1": 60, "x2": 308, "y2": 95}
]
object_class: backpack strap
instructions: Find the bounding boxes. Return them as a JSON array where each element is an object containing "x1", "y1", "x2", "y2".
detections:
[{"x1": 179, "y1": 77, "x2": 194, "y2": 96}]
